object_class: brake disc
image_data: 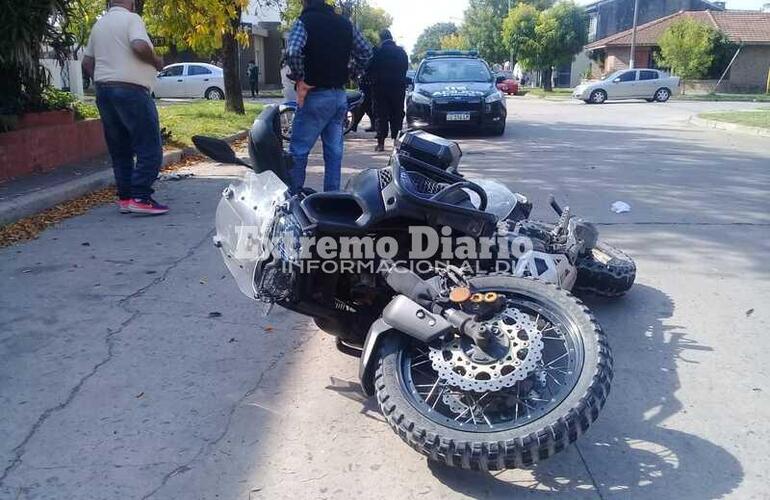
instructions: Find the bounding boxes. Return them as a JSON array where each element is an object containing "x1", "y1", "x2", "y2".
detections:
[{"x1": 428, "y1": 306, "x2": 544, "y2": 393}]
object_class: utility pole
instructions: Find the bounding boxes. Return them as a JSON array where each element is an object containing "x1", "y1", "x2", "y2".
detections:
[{"x1": 629, "y1": 0, "x2": 640, "y2": 68}]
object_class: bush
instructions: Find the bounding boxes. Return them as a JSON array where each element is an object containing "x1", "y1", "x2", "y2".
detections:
[
  {"x1": 656, "y1": 19, "x2": 732, "y2": 80},
  {"x1": 0, "y1": 88, "x2": 99, "y2": 132}
]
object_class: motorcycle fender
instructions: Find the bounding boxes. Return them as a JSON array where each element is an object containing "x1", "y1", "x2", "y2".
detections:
[{"x1": 359, "y1": 295, "x2": 453, "y2": 396}]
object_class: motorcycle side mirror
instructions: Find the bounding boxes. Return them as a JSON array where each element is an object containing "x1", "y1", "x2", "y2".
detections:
[{"x1": 192, "y1": 136, "x2": 249, "y2": 166}]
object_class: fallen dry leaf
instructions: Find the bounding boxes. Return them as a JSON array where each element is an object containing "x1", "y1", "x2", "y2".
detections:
[{"x1": 0, "y1": 153, "x2": 205, "y2": 248}]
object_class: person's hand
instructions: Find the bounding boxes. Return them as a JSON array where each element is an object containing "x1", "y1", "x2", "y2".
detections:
[
  {"x1": 153, "y1": 55, "x2": 164, "y2": 71},
  {"x1": 296, "y1": 80, "x2": 314, "y2": 108}
]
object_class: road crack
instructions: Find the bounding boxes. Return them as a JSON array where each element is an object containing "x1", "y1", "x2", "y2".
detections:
[
  {"x1": 140, "y1": 325, "x2": 316, "y2": 499},
  {"x1": 575, "y1": 444, "x2": 605, "y2": 500},
  {"x1": 0, "y1": 230, "x2": 214, "y2": 487}
]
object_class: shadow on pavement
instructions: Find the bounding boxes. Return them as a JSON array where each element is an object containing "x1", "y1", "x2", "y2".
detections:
[{"x1": 425, "y1": 283, "x2": 743, "y2": 498}]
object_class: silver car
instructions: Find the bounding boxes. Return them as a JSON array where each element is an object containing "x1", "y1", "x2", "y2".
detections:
[
  {"x1": 573, "y1": 69, "x2": 681, "y2": 104},
  {"x1": 153, "y1": 63, "x2": 226, "y2": 100}
]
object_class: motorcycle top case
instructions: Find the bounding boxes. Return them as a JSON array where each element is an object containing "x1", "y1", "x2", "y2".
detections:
[{"x1": 397, "y1": 131, "x2": 462, "y2": 172}]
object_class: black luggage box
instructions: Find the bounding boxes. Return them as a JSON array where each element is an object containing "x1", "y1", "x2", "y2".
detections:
[{"x1": 397, "y1": 131, "x2": 462, "y2": 173}]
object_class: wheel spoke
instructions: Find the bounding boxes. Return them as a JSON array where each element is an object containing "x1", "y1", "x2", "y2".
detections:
[{"x1": 402, "y1": 297, "x2": 582, "y2": 432}]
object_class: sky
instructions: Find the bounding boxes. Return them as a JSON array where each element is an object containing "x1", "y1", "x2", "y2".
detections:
[{"x1": 370, "y1": 0, "x2": 769, "y2": 55}]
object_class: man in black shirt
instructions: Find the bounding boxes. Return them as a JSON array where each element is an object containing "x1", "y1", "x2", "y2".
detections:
[
  {"x1": 368, "y1": 29, "x2": 409, "y2": 152},
  {"x1": 284, "y1": 0, "x2": 372, "y2": 193}
]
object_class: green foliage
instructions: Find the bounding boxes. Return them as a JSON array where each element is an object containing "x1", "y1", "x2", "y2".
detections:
[
  {"x1": 502, "y1": 1, "x2": 587, "y2": 76},
  {"x1": 412, "y1": 23, "x2": 458, "y2": 63},
  {"x1": 461, "y1": 0, "x2": 554, "y2": 65},
  {"x1": 537, "y1": 2, "x2": 588, "y2": 67},
  {"x1": 706, "y1": 30, "x2": 738, "y2": 79},
  {"x1": 41, "y1": 87, "x2": 78, "y2": 110},
  {"x1": 144, "y1": 0, "x2": 252, "y2": 55},
  {"x1": 67, "y1": 0, "x2": 105, "y2": 50},
  {"x1": 502, "y1": 4, "x2": 541, "y2": 68},
  {"x1": 0, "y1": 0, "x2": 74, "y2": 115},
  {"x1": 656, "y1": 18, "x2": 719, "y2": 80},
  {"x1": 356, "y1": 4, "x2": 393, "y2": 46},
  {"x1": 74, "y1": 101, "x2": 99, "y2": 120},
  {"x1": 440, "y1": 33, "x2": 471, "y2": 51},
  {"x1": 462, "y1": 0, "x2": 510, "y2": 64}
]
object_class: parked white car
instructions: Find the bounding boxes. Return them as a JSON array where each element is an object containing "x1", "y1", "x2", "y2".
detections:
[
  {"x1": 154, "y1": 63, "x2": 225, "y2": 100},
  {"x1": 573, "y1": 69, "x2": 681, "y2": 104}
]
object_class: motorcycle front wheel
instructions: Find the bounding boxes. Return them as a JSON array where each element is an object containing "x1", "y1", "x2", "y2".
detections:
[{"x1": 373, "y1": 276, "x2": 612, "y2": 470}]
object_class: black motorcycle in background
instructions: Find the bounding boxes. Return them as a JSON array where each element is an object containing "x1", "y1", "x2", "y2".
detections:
[
  {"x1": 193, "y1": 105, "x2": 634, "y2": 470},
  {"x1": 279, "y1": 89, "x2": 366, "y2": 142}
]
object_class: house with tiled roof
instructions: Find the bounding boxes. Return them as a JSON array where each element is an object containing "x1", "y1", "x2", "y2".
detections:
[
  {"x1": 555, "y1": 0, "x2": 722, "y2": 87},
  {"x1": 586, "y1": 10, "x2": 770, "y2": 91}
]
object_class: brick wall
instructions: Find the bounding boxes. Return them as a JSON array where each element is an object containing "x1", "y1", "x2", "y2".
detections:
[
  {"x1": 0, "y1": 113, "x2": 107, "y2": 183},
  {"x1": 728, "y1": 46, "x2": 770, "y2": 93}
]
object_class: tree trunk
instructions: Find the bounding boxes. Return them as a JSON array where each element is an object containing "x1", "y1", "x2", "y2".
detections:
[
  {"x1": 542, "y1": 67, "x2": 553, "y2": 92},
  {"x1": 222, "y1": 15, "x2": 245, "y2": 115}
]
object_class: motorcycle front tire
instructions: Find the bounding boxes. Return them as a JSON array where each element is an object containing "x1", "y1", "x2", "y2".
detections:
[{"x1": 373, "y1": 276, "x2": 612, "y2": 470}]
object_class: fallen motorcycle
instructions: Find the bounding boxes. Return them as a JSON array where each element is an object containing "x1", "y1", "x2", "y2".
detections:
[{"x1": 193, "y1": 105, "x2": 632, "y2": 470}]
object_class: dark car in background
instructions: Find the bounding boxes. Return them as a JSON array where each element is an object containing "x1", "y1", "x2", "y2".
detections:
[{"x1": 406, "y1": 51, "x2": 507, "y2": 136}]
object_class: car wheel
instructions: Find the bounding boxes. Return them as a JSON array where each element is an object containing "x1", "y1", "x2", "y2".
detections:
[
  {"x1": 654, "y1": 88, "x2": 671, "y2": 102},
  {"x1": 205, "y1": 87, "x2": 224, "y2": 100},
  {"x1": 490, "y1": 122, "x2": 506, "y2": 136},
  {"x1": 589, "y1": 89, "x2": 607, "y2": 104}
]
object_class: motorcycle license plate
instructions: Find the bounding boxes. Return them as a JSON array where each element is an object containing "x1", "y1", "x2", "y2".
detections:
[{"x1": 446, "y1": 112, "x2": 471, "y2": 121}]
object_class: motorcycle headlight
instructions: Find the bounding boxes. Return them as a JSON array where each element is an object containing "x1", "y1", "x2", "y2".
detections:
[
  {"x1": 485, "y1": 91, "x2": 504, "y2": 104},
  {"x1": 411, "y1": 92, "x2": 432, "y2": 105}
]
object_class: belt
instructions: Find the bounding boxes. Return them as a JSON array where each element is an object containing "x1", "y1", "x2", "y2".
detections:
[
  {"x1": 95, "y1": 81, "x2": 150, "y2": 93},
  {"x1": 310, "y1": 86, "x2": 344, "y2": 92}
]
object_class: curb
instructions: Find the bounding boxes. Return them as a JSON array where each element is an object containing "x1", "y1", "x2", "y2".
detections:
[
  {"x1": 690, "y1": 115, "x2": 770, "y2": 138},
  {"x1": 0, "y1": 130, "x2": 248, "y2": 226}
]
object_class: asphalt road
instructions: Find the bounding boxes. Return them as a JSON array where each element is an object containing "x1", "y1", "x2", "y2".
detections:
[{"x1": 1, "y1": 97, "x2": 768, "y2": 499}]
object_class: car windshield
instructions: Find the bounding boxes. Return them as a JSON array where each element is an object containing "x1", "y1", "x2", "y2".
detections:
[
  {"x1": 417, "y1": 59, "x2": 492, "y2": 84},
  {"x1": 601, "y1": 70, "x2": 623, "y2": 81}
]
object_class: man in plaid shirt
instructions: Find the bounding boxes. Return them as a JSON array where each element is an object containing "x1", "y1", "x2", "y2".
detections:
[{"x1": 284, "y1": 0, "x2": 372, "y2": 194}]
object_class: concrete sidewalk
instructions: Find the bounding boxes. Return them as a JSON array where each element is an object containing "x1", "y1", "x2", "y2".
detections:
[{"x1": 0, "y1": 132, "x2": 247, "y2": 226}]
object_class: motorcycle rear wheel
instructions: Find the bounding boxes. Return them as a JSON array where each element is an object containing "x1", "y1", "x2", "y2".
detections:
[
  {"x1": 574, "y1": 241, "x2": 636, "y2": 297},
  {"x1": 373, "y1": 276, "x2": 612, "y2": 470}
]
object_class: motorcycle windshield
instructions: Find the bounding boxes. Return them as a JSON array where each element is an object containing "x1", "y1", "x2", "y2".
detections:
[
  {"x1": 214, "y1": 170, "x2": 287, "y2": 299},
  {"x1": 465, "y1": 179, "x2": 518, "y2": 220}
]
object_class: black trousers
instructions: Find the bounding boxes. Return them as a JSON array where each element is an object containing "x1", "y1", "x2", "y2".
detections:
[
  {"x1": 351, "y1": 91, "x2": 373, "y2": 130},
  {"x1": 373, "y1": 85, "x2": 405, "y2": 140},
  {"x1": 249, "y1": 79, "x2": 259, "y2": 96}
]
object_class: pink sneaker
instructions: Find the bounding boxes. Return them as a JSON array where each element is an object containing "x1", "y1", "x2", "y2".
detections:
[
  {"x1": 117, "y1": 199, "x2": 131, "y2": 214},
  {"x1": 128, "y1": 197, "x2": 169, "y2": 216}
]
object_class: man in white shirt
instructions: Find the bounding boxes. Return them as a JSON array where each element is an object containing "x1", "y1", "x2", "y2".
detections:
[{"x1": 82, "y1": 0, "x2": 169, "y2": 215}]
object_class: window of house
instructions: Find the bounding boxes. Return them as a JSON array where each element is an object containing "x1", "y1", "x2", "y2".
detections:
[
  {"x1": 639, "y1": 70, "x2": 658, "y2": 81},
  {"x1": 188, "y1": 65, "x2": 212, "y2": 76},
  {"x1": 588, "y1": 14, "x2": 598, "y2": 42}
]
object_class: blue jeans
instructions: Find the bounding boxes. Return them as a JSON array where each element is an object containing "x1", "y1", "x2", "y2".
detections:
[
  {"x1": 288, "y1": 89, "x2": 347, "y2": 194},
  {"x1": 95, "y1": 85, "x2": 163, "y2": 199}
]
